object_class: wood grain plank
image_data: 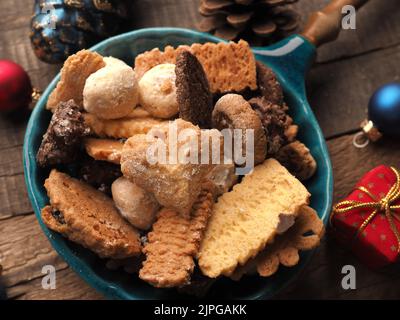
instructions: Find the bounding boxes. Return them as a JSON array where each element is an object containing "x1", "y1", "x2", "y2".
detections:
[
  {"x1": 277, "y1": 236, "x2": 400, "y2": 299},
  {"x1": 0, "y1": 214, "x2": 67, "y2": 288},
  {"x1": 308, "y1": 44, "x2": 400, "y2": 138},
  {"x1": 0, "y1": 122, "x2": 25, "y2": 148},
  {"x1": 0, "y1": 145, "x2": 23, "y2": 177},
  {"x1": 7, "y1": 268, "x2": 104, "y2": 300},
  {"x1": 129, "y1": 0, "x2": 200, "y2": 29},
  {"x1": 0, "y1": 173, "x2": 32, "y2": 220}
]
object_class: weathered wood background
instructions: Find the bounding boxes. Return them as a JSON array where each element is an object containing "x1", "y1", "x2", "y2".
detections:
[{"x1": 1, "y1": 0, "x2": 400, "y2": 299}]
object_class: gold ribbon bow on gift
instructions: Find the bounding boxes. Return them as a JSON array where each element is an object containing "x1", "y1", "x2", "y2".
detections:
[{"x1": 331, "y1": 167, "x2": 400, "y2": 253}]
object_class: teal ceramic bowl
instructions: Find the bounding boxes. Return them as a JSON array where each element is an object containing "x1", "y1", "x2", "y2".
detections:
[{"x1": 23, "y1": 28, "x2": 333, "y2": 300}]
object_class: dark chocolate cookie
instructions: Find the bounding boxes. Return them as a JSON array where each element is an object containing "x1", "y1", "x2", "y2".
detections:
[
  {"x1": 256, "y1": 61, "x2": 284, "y2": 105},
  {"x1": 249, "y1": 96, "x2": 294, "y2": 155},
  {"x1": 78, "y1": 156, "x2": 122, "y2": 195},
  {"x1": 37, "y1": 99, "x2": 89, "y2": 167},
  {"x1": 175, "y1": 51, "x2": 213, "y2": 128}
]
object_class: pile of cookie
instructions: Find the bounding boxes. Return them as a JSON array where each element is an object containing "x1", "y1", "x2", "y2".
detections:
[{"x1": 36, "y1": 40, "x2": 324, "y2": 294}]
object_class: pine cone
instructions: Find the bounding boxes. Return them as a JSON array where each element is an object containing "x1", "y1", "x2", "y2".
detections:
[{"x1": 198, "y1": 0, "x2": 299, "y2": 46}]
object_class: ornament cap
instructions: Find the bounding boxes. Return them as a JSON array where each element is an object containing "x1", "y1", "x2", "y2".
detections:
[
  {"x1": 30, "y1": 87, "x2": 42, "y2": 110},
  {"x1": 31, "y1": 87, "x2": 42, "y2": 103},
  {"x1": 361, "y1": 119, "x2": 383, "y2": 142}
]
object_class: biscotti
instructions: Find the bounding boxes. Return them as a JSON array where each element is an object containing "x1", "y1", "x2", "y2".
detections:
[{"x1": 42, "y1": 169, "x2": 142, "y2": 259}]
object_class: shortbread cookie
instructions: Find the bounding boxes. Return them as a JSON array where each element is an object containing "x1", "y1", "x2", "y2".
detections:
[
  {"x1": 256, "y1": 61, "x2": 283, "y2": 105},
  {"x1": 134, "y1": 40, "x2": 257, "y2": 93},
  {"x1": 83, "y1": 60, "x2": 139, "y2": 119},
  {"x1": 275, "y1": 141, "x2": 317, "y2": 181},
  {"x1": 47, "y1": 50, "x2": 105, "y2": 111},
  {"x1": 134, "y1": 45, "x2": 189, "y2": 79},
  {"x1": 37, "y1": 100, "x2": 89, "y2": 167},
  {"x1": 212, "y1": 94, "x2": 267, "y2": 165},
  {"x1": 198, "y1": 159, "x2": 310, "y2": 278},
  {"x1": 125, "y1": 106, "x2": 152, "y2": 118},
  {"x1": 139, "y1": 182, "x2": 214, "y2": 288},
  {"x1": 256, "y1": 205, "x2": 324, "y2": 276},
  {"x1": 42, "y1": 170, "x2": 141, "y2": 259},
  {"x1": 111, "y1": 177, "x2": 159, "y2": 230},
  {"x1": 83, "y1": 113, "x2": 165, "y2": 139},
  {"x1": 176, "y1": 51, "x2": 213, "y2": 128},
  {"x1": 231, "y1": 206, "x2": 324, "y2": 279},
  {"x1": 84, "y1": 138, "x2": 123, "y2": 164},
  {"x1": 121, "y1": 119, "x2": 217, "y2": 216},
  {"x1": 138, "y1": 64, "x2": 179, "y2": 119}
]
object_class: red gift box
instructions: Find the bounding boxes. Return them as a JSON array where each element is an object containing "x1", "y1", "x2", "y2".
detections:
[{"x1": 331, "y1": 165, "x2": 400, "y2": 269}]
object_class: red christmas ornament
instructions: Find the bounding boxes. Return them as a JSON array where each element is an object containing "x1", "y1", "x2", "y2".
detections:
[{"x1": 0, "y1": 60, "x2": 33, "y2": 113}]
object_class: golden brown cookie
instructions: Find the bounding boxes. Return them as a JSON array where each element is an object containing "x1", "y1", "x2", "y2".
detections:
[
  {"x1": 134, "y1": 45, "x2": 190, "y2": 79},
  {"x1": 139, "y1": 182, "x2": 214, "y2": 288},
  {"x1": 275, "y1": 141, "x2": 317, "y2": 181},
  {"x1": 134, "y1": 40, "x2": 257, "y2": 93},
  {"x1": 47, "y1": 50, "x2": 105, "y2": 111},
  {"x1": 84, "y1": 138, "x2": 123, "y2": 164},
  {"x1": 231, "y1": 206, "x2": 324, "y2": 279},
  {"x1": 83, "y1": 113, "x2": 165, "y2": 139},
  {"x1": 257, "y1": 206, "x2": 324, "y2": 276},
  {"x1": 121, "y1": 119, "x2": 217, "y2": 216},
  {"x1": 175, "y1": 51, "x2": 213, "y2": 128},
  {"x1": 285, "y1": 124, "x2": 299, "y2": 143},
  {"x1": 212, "y1": 94, "x2": 267, "y2": 165},
  {"x1": 125, "y1": 106, "x2": 152, "y2": 118},
  {"x1": 41, "y1": 170, "x2": 141, "y2": 259},
  {"x1": 198, "y1": 159, "x2": 310, "y2": 278}
]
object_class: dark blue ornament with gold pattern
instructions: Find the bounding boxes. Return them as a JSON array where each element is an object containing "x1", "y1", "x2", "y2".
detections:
[{"x1": 30, "y1": 0, "x2": 129, "y2": 64}]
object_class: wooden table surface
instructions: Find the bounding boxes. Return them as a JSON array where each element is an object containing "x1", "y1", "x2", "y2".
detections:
[{"x1": 1, "y1": 0, "x2": 400, "y2": 300}]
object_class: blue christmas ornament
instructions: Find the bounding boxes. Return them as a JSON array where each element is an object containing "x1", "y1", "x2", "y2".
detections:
[
  {"x1": 368, "y1": 82, "x2": 400, "y2": 136},
  {"x1": 353, "y1": 82, "x2": 400, "y2": 148}
]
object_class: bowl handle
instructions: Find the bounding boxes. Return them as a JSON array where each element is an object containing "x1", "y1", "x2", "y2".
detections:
[
  {"x1": 252, "y1": 0, "x2": 369, "y2": 96},
  {"x1": 252, "y1": 35, "x2": 316, "y2": 99},
  {"x1": 301, "y1": 0, "x2": 369, "y2": 47}
]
